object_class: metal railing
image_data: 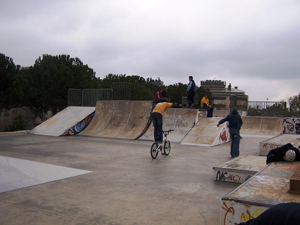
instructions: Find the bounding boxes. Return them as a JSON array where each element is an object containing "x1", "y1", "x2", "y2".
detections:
[
  {"x1": 82, "y1": 89, "x2": 113, "y2": 106},
  {"x1": 68, "y1": 89, "x2": 82, "y2": 106},
  {"x1": 247, "y1": 101, "x2": 287, "y2": 117},
  {"x1": 68, "y1": 82, "x2": 131, "y2": 106},
  {"x1": 110, "y1": 82, "x2": 131, "y2": 100}
]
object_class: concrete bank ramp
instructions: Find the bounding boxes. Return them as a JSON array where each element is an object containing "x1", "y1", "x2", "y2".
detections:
[
  {"x1": 240, "y1": 117, "x2": 283, "y2": 137},
  {"x1": 259, "y1": 134, "x2": 300, "y2": 156},
  {"x1": 140, "y1": 108, "x2": 198, "y2": 143},
  {"x1": 181, "y1": 117, "x2": 230, "y2": 146},
  {"x1": 79, "y1": 100, "x2": 153, "y2": 139},
  {"x1": 28, "y1": 107, "x2": 95, "y2": 136}
]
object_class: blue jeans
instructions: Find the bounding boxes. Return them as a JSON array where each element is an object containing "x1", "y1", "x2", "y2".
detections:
[
  {"x1": 230, "y1": 128, "x2": 240, "y2": 157},
  {"x1": 151, "y1": 112, "x2": 163, "y2": 141},
  {"x1": 187, "y1": 91, "x2": 196, "y2": 106},
  {"x1": 203, "y1": 105, "x2": 214, "y2": 117}
]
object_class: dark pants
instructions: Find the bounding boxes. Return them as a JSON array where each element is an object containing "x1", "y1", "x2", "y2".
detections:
[
  {"x1": 152, "y1": 112, "x2": 163, "y2": 141},
  {"x1": 230, "y1": 128, "x2": 240, "y2": 157},
  {"x1": 203, "y1": 105, "x2": 214, "y2": 117},
  {"x1": 187, "y1": 91, "x2": 195, "y2": 107}
]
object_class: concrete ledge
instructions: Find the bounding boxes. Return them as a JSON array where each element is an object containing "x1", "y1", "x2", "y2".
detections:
[
  {"x1": 213, "y1": 155, "x2": 266, "y2": 183},
  {"x1": 221, "y1": 162, "x2": 300, "y2": 224}
]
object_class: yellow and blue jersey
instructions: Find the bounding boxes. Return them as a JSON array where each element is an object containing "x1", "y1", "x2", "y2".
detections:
[{"x1": 152, "y1": 102, "x2": 173, "y2": 115}]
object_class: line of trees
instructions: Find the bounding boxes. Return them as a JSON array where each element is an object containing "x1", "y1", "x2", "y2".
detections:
[
  {"x1": 0, "y1": 53, "x2": 211, "y2": 119},
  {"x1": 2, "y1": 52, "x2": 300, "y2": 123}
]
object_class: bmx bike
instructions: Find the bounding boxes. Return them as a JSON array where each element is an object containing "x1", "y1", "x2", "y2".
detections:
[{"x1": 150, "y1": 129, "x2": 174, "y2": 159}]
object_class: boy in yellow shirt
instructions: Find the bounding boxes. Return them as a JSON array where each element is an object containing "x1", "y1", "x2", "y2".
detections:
[
  {"x1": 151, "y1": 98, "x2": 181, "y2": 143},
  {"x1": 201, "y1": 94, "x2": 214, "y2": 117}
]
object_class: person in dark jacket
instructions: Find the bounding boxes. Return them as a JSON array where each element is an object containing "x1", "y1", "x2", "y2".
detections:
[
  {"x1": 186, "y1": 76, "x2": 196, "y2": 108},
  {"x1": 266, "y1": 143, "x2": 300, "y2": 164},
  {"x1": 238, "y1": 202, "x2": 300, "y2": 225},
  {"x1": 217, "y1": 108, "x2": 243, "y2": 158}
]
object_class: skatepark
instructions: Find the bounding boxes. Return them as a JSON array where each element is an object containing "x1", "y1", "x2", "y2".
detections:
[{"x1": 1, "y1": 100, "x2": 300, "y2": 224}]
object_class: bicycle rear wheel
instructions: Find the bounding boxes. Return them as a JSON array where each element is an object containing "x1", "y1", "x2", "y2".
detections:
[
  {"x1": 164, "y1": 141, "x2": 171, "y2": 156},
  {"x1": 150, "y1": 142, "x2": 159, "y2": 159}
]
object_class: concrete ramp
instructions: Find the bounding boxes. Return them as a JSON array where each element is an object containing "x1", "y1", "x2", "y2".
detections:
[
  {"x1": 79, "y1": 100, "x2": 153, "y2": 139},
  {"x1": 221, "y1": 162, "x2": 300, "y2": 224},
  {"x1": 28, "y1": 107, "x2": 95, "y2": 136},
  {"x1": 181, "y1": 117, "x2": 230, "y2": 146},
  {"x1": 241, "y1": 117, "x2": 283, "y2": 137},
  {"x1": 140, "y1": 108, "x2": 198, "y2": 143},
  {"x1": 213, "y1": 155, "x2": 266, "y2": 183},
  {"x1": 259, "y1": 134, "x2": 300, "y2": 156}
]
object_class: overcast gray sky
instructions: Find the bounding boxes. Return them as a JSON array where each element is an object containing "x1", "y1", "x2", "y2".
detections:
[{"x1": 1, "y1": 0, "x2": 299, "y2": 101}]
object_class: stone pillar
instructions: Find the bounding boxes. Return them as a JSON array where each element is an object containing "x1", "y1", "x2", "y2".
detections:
[{"x1": 230, "y1": 95, "x2": 237, "y2": 112}]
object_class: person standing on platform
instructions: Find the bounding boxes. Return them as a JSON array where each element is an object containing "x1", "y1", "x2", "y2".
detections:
[
  {"x1": 186, "y1": 76, "x2": 196, "y2": 108},
  {"x1": 217, "y1": 107, "x2": 243, "y2": 158}
]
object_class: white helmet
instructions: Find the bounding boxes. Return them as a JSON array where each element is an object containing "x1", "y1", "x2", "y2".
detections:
[{"x1": 283, "y1": 149, "x2": 296, "y2": 162}]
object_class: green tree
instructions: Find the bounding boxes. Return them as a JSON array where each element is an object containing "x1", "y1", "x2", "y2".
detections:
[
  {"x1": 289, "y1": 93, "x2": 300, "y2": 111},
  {"x1": 100, "y1": 74, "x2": 163, "y2": 101},
  {"x1": 0, "y1": 53, "x2": 20, "y2": 110},
  {"x1": 0, "y1": 52, "x2": 217, "y2": 115},
  {"x1": 5, "y1": 115, "x2": 28, "y2": 132},
  {"x1": 26, "y1": 54, "x2": 100, "y2": 118},
  {"x1": 166, "y1": 83, "x2": 187, "y2": 103}
]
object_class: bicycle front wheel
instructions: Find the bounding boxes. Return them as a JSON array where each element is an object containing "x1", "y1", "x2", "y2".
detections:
[
  {"x1": 150, "y1": 142, "x2": 159, "y2": 159},
  {"x1": 164, "y1": 141, "x2": 171, "y2": 156}
]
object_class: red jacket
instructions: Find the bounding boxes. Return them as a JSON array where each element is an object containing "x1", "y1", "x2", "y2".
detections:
[{"x1": 154, "y1": 91, "x2": 163, "y2": 101}]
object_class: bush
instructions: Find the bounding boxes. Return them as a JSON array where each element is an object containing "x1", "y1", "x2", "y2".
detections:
[{"x1": 5, "y1": 115, "x2": 28, "y2": 132}]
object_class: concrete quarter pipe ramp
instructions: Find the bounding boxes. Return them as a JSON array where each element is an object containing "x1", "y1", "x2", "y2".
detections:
[
  {"x1": 240, "y1": 117, "x2": 283, "y2": 136},
  {"x1": 79, "y1": 100, "x2": 153, "y2": 139},
  {"x1": 28, "y1": 107, "x2": 95, "y2": 136},
  {"x1": 181, "y1": 117, "x2": 230, "y2": 146},
  {"x1": 140, "y1": 108, "x2": 198, "y2": 143}
]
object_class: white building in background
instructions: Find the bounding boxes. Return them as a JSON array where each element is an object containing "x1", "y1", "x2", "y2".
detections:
[{"x1": 200, "y1": 80, "x2": 248, "y2": 110}]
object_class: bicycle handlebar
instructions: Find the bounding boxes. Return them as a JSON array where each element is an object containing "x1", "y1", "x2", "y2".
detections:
[{"x1": 163, "y1": 129, "x2": 174, "y2": 135}]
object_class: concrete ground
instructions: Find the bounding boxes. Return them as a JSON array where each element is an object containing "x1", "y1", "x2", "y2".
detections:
[{"x1": 0, "y1": 132, "x2": 265, "y2": 225}]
